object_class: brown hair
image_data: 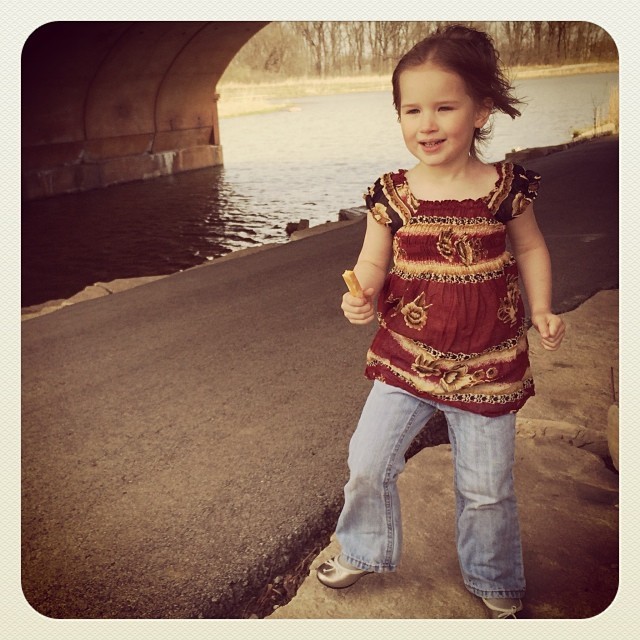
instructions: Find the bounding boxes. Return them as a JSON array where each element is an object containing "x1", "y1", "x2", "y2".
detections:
[{"x1": 391, "y1": 25, "x2": 523, "y2": 158}]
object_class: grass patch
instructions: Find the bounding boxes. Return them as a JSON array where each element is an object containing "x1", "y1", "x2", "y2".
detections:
[
  {"x1": 510, "y1": 61, "x2": 618, "y2": 79},
  {"x1": 218, "y1": 63, "x2": 619, "y2": 119},
  {"x1": 218, "y1": 75, "x2": 391, "y2": 118},
  {"x1": 572, "y1": 84, "x2": 619, "y2": 139}
]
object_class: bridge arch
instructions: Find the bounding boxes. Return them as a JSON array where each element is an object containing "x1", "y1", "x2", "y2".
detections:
[{"x1": 22, "y1": 21, "x2": 269, "y2": 200}]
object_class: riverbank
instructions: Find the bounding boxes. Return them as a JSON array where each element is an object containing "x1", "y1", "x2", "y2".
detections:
[
  {"x1": 21, "y1": 132, "x2": 617, "y2": 321},
  {"x1": 217, "y1": 62, "x2": 618, "y2": 118}
]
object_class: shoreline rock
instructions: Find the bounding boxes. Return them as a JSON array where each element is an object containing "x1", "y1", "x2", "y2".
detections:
[{"x1": 505, "y1": 129, "x2": 616, "y2": 164}]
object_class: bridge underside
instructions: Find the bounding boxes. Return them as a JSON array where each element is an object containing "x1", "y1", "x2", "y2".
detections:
[{"x1": 22, "y1": 22, "x2": 268, "y2": 200}]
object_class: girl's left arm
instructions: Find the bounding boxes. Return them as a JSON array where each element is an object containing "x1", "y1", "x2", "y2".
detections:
[{"x1": 506, "y1": 203, "x2": 566, "y2": 350}]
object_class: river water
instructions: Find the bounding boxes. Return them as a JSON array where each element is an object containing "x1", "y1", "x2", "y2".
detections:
[{"x1": 22, "y1": 72, "x2": 617, "y2": 307}]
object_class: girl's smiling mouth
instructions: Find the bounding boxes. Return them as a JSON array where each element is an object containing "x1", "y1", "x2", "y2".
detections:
[{"x1": 419, "y1": 139, "x2": 445, "y2": 150}]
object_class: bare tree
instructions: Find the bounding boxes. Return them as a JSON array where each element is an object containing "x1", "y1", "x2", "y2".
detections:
[
  {"x1": 223, "y1": 20, "x2": 618, "y2": 81},
  {"x1": 326, "y1": 22, "x2": 344, "y2": 73},
  {"x1": 350, "y1": 22, "x2": 365, "y2": 72},
  {"x1": 501, "y1": 22, "x2": 531, "y2": 66},
  {"x1": 295, "y1": 22, "x2": 327, "y2": 76}
]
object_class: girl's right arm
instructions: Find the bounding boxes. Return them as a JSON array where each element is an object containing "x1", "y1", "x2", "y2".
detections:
[{"x1": 341, "y1": 214, "x2": 393, "y2": 325}]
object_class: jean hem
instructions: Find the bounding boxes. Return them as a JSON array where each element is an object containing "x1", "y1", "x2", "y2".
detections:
[
  {"x1": 464, "y1": 583, "x2": 526, "y2": 599},
  {"x1": 341, "y1": 553, "x2": 397, "y2": 574}
]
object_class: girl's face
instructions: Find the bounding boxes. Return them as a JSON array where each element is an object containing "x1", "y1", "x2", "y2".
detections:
[{"x1": 398, "y1": 62, "x2": 491, "y2": 171}]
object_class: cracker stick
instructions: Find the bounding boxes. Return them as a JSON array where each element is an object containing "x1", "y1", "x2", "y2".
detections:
[{"x1": 342, "y1": 270, "x2": 364, "y2": 297}]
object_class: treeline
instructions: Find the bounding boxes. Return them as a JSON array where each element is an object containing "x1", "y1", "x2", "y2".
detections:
[{"x1": 223, "y1": 21, "x2": 617, "y2": 81}]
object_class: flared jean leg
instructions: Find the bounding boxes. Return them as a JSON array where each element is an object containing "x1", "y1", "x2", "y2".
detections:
[
  {"x1": 443, "y1": 405, "x2": 525, "y2": 598},
  {"x1": 335, "y1": 381, "x2": 437, "y2": 572}
]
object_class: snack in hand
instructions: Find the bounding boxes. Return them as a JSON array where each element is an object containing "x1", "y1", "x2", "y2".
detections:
[{"x1": 342, "y1": 270, "x2": 364, "y2": 297}]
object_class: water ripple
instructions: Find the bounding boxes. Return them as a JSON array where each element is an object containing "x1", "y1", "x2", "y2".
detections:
[{"x1": 22, "y1": 73, "x2": 616, "y2": 306}]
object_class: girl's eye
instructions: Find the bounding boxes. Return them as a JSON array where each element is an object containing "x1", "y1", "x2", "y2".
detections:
[
  {"x1": 405, "y1": 108, "x2": 420, "y2": 115},
  {"x1": 438, "y1": 106, "x2": 454, "y2": 112}
]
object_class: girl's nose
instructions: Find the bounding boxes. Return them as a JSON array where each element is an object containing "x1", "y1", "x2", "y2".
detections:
[{"x1": 419, "y1": 111, "x2": 437, "y2": 132}]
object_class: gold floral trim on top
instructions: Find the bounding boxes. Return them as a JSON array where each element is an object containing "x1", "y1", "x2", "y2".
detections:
[
  {"x1": 394, "y1": 179, "x2": 421, "y2": 211},
  {"x1": 401, "y1": 219, "x2": 503, "y2": 238},
  {"x1": 526, "y1": 172, "x2": 541, "y2": 194},
  {"x1": 411, "y1": 352, "x2": 443, "y2": 376},
  {"x1": 409, "y1": 215, "x2": 503, "y2": 227},
  {"x1": 438, "y1": 363, "x2": 499, "y2": 394},
  {"x1": 371, "y1": 202, "x2": 392, "y2": 225},
  {"x1": 436, "y1": 229, "x2": 456, "y2": 261},
  {"x1": 392, "y1": 236, "x2": 408, "y2": 264},
  {"x1": 409, "y1": 350, "x2": 502, "y2": 395},
  {"x1": 455, "y1": 236, "x2": 477, "y2": 266},
  {"x1": 393, "y1": 251, "x2": 513, "y2": 282},
  {"x1": 391, "y1": 266, "x2": 511, "y2": 285},
  {"x1": 366, "y1": 351, "x2": 533, "y2": 406},
  {"x1": 436, "y1": 228, "x2": 487, "y2": 266},
  {"x1": 400, "y1": 292, "x2": 433, "y2": 331},
  {"x1": 385, "y1": 293, "x2": 405, "y2": 318},
  {"x1": 511, "y1": 170, "x2": 542, "y2": 218},
  {"x1": 382, "y1": 323, "x2": 529, "y2": 368},
  {"x1": 497, "y1": 275, "x2": 521, "y2": 325},
  {"x1": 381, "y1": 173, "x2": 413, "y2": 226},
  {"x1": 485, "y1": 162, "x2": 514, "y2": 214}
]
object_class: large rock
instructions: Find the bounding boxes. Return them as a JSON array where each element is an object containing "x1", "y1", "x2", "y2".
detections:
[
  {"x1": 518, "y1": 289, "x2": 618, "y2": 435},
  {"x1": 269, "y1": 290, "x2": 620, "y2": 619},
  {"x1": 269, "y1": 434, "x2": 618, "y2": 619}
]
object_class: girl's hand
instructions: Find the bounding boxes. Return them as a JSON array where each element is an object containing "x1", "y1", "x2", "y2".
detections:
[
  {"x1": 531, "y1": 312, "x2": 566, "y2": 350},
  {"x1": 341, "y1": 288, "x2": 376, "y2": 325}
]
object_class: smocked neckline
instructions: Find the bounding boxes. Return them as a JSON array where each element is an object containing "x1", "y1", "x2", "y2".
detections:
[{"x1": 397, "y1": 162, "x2": 508, "y2": 207}]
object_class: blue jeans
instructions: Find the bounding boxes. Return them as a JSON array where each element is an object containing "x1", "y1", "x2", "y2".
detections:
[{"x1": 335, "y1": 380, "x2": 525, "y2": 598}]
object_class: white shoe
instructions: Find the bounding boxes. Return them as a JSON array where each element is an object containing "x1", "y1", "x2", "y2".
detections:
[
  {"x1": 482, "y1": 597, "x2": 523, "y2": 619},
  {"x1": 316, "y1": 555, "x2": 373, "y2": 589}
]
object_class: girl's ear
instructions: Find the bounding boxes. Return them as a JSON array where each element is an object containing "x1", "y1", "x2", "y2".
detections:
[{"x1": 474, "y1": 98, "x2": 493, "y2": 128}]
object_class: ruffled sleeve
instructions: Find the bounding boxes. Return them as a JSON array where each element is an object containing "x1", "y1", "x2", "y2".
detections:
[
  {"x1": 495, "y1": 164, "x2": 541, "y2": 224},
  {"x1": 363, "y1": 176, "x2": 404, "y2": 235}
]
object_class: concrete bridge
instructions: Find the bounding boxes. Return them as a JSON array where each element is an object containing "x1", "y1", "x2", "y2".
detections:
[{"x1": 22, "y1": 21, "x2": 268, "y2": 201}]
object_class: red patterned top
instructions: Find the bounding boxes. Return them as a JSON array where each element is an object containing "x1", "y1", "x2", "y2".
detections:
[{"x1": 363, "y1": 161, "x2": 541, "y2": 417}]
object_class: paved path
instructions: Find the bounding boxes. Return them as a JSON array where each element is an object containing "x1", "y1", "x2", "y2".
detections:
[
  {"x1": 520, "y1": 137, "x2": 618, "y2": 312},
  {"x1": 21, "y1": 137, "x2": 618, "y2": 618}
]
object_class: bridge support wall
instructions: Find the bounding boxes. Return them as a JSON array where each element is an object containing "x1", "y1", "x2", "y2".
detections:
[{"x1": 22, "y1": 21, "x2": 267, "y2": 200}]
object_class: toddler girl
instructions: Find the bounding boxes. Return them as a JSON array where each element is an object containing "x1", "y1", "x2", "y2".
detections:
[{"x1": 317, "y1": 25, "x2": 565, "y2": 619}]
